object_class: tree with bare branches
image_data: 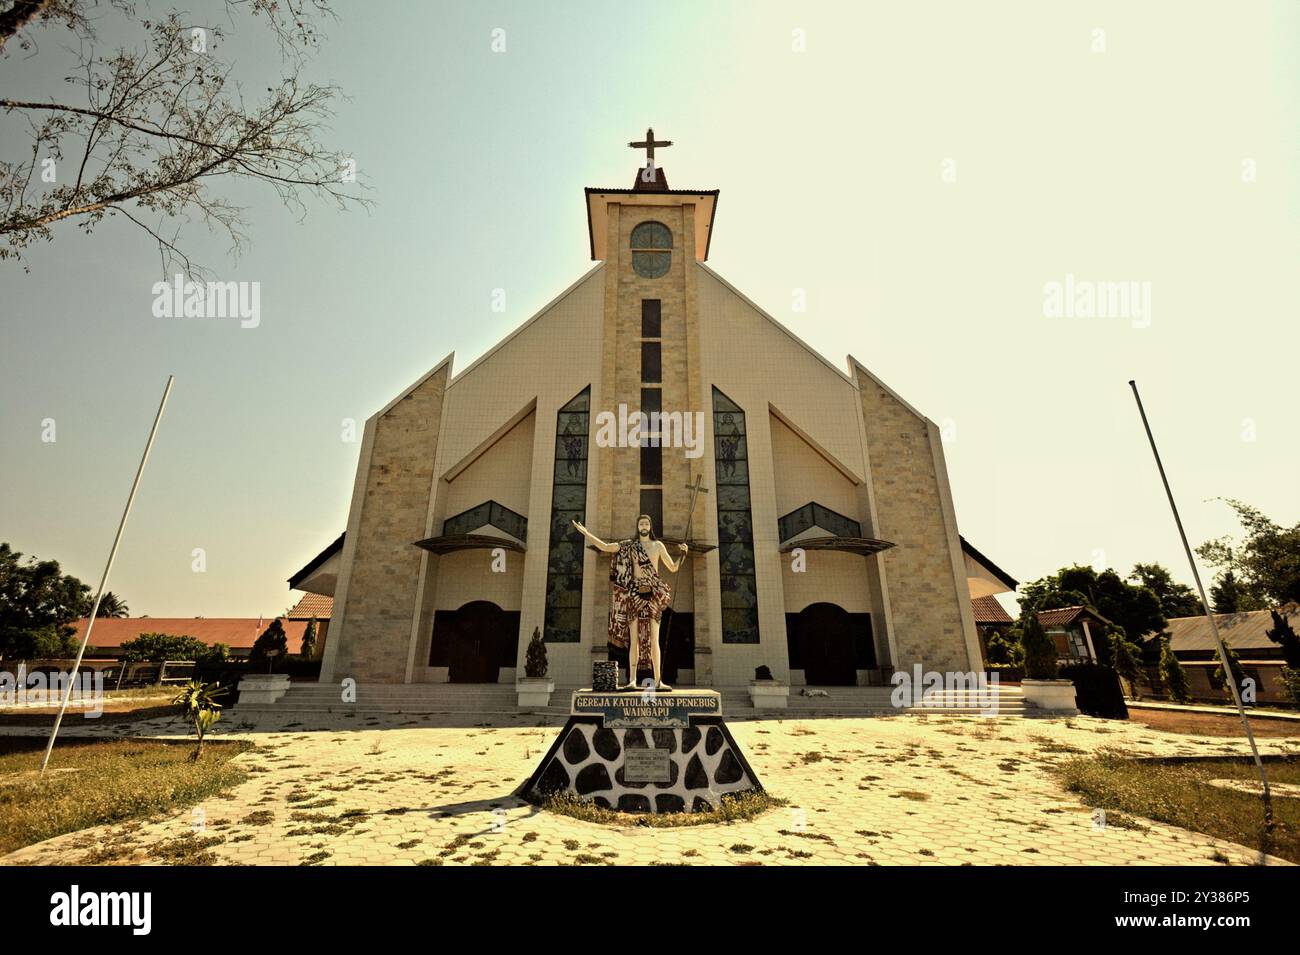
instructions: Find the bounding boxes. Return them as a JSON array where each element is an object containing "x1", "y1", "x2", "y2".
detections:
[{"x1": 1, "y1": 1, "x2": 366, "y2": 275}]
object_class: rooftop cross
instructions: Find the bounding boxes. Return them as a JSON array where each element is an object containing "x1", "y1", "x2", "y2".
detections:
[{"x1": 628, "y1": 127, "x2": 672, "y2": 162}]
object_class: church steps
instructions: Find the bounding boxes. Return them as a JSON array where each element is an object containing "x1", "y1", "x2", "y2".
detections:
[{"x1": 234, "y1": 682, "x2": 1028, "y2": 716}]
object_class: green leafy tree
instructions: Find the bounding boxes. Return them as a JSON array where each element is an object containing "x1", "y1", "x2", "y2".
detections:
[
  {"x1": 1019, "y1": 564, "x2": 1167, "y2": 645},
  {"x1": 250, "y1": 618, "x2": 289, "y2": 667},
  {"x1": 1197, "y1": 500, "x2": 1300, "y2": 607},
  {"x1": 300, "y1": 617, "x2": 318, "y2": 659},
  {"x1": 1020, "y1": 612, "x2": 1058, "y2": 680},
  {"x1": 173, "y1": 680, "x2": 225, "y2": 761},
  {"x1": 1159, "y1": 636, "x2": 1190, "y2": 703},
  {"x1": 1129, "y1": 563, "x2": 1202, "y2": 619},
  {"x1": 1209, "y1": 569, "x2": 1263, "y2": 613},
  {"x1": 524, "y1": 626, "x2": 548, "y2": 679},
  {"x1": 0, "y1": 542, "x2": 91, "y2": 659}
]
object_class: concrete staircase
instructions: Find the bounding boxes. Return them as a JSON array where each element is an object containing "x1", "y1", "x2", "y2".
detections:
[
  {"x1": 235, "y1": 682, "x2": 1028, "y2": 718},
  {"x1": 721, "y1": 684, "x2": 1029, "y2": 718},
  {"x1": 233, "y1": 682, "x2": 579, "y2": 718}
]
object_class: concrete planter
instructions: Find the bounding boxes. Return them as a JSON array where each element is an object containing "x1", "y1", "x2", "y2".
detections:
[
  {"x1": 237, "y1": 673, "x2": 292, "y2": 705},
  {"x1": 517, "y1": 677, "x2": 555, "y2": 708},
  {"x1": 748, "y1": 680, "x2": 789, "y2": 710},
  {"x1": 1022, "y1": 678, "x2": 1078, "y2": 715}
]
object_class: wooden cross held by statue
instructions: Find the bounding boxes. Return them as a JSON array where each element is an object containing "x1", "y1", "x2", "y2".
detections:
[{"x1": 660, "y1": 474, "x2": 707, "y2": 680}]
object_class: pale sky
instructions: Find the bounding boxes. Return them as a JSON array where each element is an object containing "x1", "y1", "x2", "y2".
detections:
[{"x1": 1, "y1": 1, "x2": 1297, "y2": 618}]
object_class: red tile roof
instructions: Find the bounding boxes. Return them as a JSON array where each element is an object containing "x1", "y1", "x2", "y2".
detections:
[
  {"x1": 287, "y1": 594, "x2": 333, "y2": 620},
  {"x1": 71, "y1": 617, "x2": 308, "y2": 651},
  {"x1": 971, "y1": 595, "x2": 1013, "y2": 624},
  {"x1": 1036, "y1": 606, "x2": 1112, "y2": 629}
]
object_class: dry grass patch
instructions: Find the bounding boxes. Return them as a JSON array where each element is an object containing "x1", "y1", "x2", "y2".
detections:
[
  {"x1": 0, "y1": 736, "x2": 251, "y2": 856},
  {"x1": 1054, "y1": 750, "x2": 1300, "y2": 863}
]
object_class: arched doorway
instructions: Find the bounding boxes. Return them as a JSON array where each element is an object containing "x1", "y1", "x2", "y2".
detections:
[
  {"x1": 430, "y1": 601, "x2": 517, "y2": 683},
  {"x1": 788, "y1": 602, "x2": 866, "y2": 686}
]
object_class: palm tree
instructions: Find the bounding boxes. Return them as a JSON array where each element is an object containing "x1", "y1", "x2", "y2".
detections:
[{"x1": 94, "y1": 592, "x2": 129, "y2": 617}]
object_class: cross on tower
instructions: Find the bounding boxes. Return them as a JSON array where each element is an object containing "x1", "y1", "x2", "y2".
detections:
[{"x1": 628, "y1": 127, "x2": 673, "y2": 162}]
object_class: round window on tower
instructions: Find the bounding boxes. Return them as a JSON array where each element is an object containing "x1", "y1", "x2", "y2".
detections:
[{"x1": 630, "y1": 221, "x2": 672, "y2": 278}]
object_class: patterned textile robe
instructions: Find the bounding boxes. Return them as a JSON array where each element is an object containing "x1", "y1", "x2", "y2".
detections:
[{"x1": 607, "y1": 539, "x2": 673, "y2": 657}]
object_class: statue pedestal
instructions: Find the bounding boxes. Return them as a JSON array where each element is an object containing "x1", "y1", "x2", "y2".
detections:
[{"x1": 519, "y1": 689, "x2": 762, "y2": 814}]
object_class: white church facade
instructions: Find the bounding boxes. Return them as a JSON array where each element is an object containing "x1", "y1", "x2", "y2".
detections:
[{"x1": 298, "y1": 136, "x2": 996, "y2": 692}]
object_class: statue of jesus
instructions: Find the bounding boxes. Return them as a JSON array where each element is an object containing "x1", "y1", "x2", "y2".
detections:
[{"x1": 571, "y1": 515, "x2": 687, "y2": 690}]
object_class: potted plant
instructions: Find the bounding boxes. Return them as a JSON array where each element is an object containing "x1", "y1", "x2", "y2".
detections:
[
  {"x1": 1019, "y1": 612, "x2": 1077, "y2": 714},
  {"x1": 517, "y1": 627, "x2": 554, "y2": 707},
  {"x1": 748, "y1": 664, "x2": 789, "y2": 709}
]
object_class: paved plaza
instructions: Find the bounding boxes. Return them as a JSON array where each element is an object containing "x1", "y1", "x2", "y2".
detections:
[{"x1": 3, "y1": 709, "x2": 1296, "y2": 866}]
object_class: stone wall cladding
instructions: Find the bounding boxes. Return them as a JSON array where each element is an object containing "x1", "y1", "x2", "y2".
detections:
[
  {"x1": 525, "y1": 720, "x2": 759, "y2": 814},
  {"x1": 333, "y1": 367, "x2": 448, "y2": 682},
  {"x1": 854, "y1": 370, "x2": 972, "y2": 674}
]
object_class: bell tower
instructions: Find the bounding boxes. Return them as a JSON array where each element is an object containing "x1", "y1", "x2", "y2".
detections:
[{"x1": 584, "y1": 131, "x2": 720, "y2": 684}]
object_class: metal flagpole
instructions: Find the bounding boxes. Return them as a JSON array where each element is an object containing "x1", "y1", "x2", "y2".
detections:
[
  {"x1": 1128, "y1": 380, "x2": 1272, "y2": 822},
  {"x1": 660, "y1": 475, "x2": 707, "y2": 682},
  {"x1": 40, "y1": 375, "x2": 174, "y2": 775}
]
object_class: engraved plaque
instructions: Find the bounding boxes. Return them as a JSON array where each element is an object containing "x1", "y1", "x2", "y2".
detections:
[{"x1": 624, "y1": 748, "x2": 672, "y2": 783}]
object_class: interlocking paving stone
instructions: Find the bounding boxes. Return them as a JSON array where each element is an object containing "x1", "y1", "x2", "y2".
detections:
[{"x1": 2, "y1": 709, "x2": 1295, "y2": 865}]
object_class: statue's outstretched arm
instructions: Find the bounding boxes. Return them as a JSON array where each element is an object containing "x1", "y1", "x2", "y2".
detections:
[{"x1": 572, "y1": 519, "x2": 620, "y2": 553}]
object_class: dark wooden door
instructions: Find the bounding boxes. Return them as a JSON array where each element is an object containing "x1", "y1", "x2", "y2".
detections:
[
  {"x1": 448, "y1": 601, "x2": 504, "y2": 683},
  {"x1": 798, "y1": 602, "x2": 858, "y2": 686}
]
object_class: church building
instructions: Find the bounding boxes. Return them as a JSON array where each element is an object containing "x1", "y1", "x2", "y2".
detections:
[{"x1": 307, "y1": 132, "x2": 987, "y2": 694}]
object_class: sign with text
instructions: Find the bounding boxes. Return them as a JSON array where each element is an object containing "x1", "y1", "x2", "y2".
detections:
[
  {"x1": 623, "y1": 748, "x2": 673, "y2": 783},
  {"x1": 571, "y1": 690, "x2": 721, "y2": 728}
]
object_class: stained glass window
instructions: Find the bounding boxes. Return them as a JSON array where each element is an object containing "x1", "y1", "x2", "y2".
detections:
[
  {"x1": 713, "y1": 387, "x2": 759, "y2": 644},
  {"x1": 777, "y1": 502, "x2": 862, "y2": 542},
  {"x1": 631, "y1": 221, "x2": 672, "y2": 279},
  {"x1": 544, "y1": 387, "x2": 590, "y2": 642}
]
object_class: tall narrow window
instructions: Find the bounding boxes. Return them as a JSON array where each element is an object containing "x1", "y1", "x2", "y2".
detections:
[
  {"x1": 641, "y1": 299, "x2": 662, "y2": 337},
  {"x1": 543, "y1": 387, "x2": 590, "y2": 642},
  {"x1": 641, "y1": 342, "x2": 661, "y2": 383},
  {"x1": 639, "y1": 488, "x2": 663, "y2": 535},
  {"x1": 713, "y1": 387, "x2": 759, "y2": 644},
  {"x1": 631, "y1": 222, "x2": 672, "y2": 279}
]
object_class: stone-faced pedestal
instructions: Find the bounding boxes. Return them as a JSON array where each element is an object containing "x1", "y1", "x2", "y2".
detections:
[{"x1": 519, "y1": 689, "x2": 762, "y2": 814}]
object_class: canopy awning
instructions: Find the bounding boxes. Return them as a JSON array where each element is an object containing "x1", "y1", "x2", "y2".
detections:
[
  {"x1": 778, "y1": 536, "x2": 896, "y2": 557},
  {"x1": 414, "y1": 534, "x2": 526, "y2": 555}
]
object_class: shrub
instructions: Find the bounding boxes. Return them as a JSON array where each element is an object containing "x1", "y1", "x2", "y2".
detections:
[
  {"x1": 1212, "y1": 639, "x2": 1247, "y2": 703},
  {"x1": 1159, "y1": 635, "x2": 1190, "y2": 703},
  {"x1": 1059, "y1": 663, "x2": 1128, "y2": 719},
  {"x1": 1107, "y1": 627, "x2": 1143, "y2": 696},
  {"x1": 173, "y1": 680, "x2": 226, "y2": 760},
  {"x1": 119, "y1": 632, "x2": 226, "y2": 666},
  {"x1": 250, "y1": 619, "x2": 289, "y2": 667},
  {"x1": 1281, "y1": 668, "x2": 1300, "y2": 704},
  {"x1": 985, "y1": 630, "x2": 1021, "y2": 667},
  {"x1": 524, "y1": 627, "x2": 548, "y2": 679},
  {"x1": 300, "y1": 617, "x2": 318, "y2": 659},
  {"x1": 1021, "y1": 613, "x2": 1058, "y2": 680}
]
